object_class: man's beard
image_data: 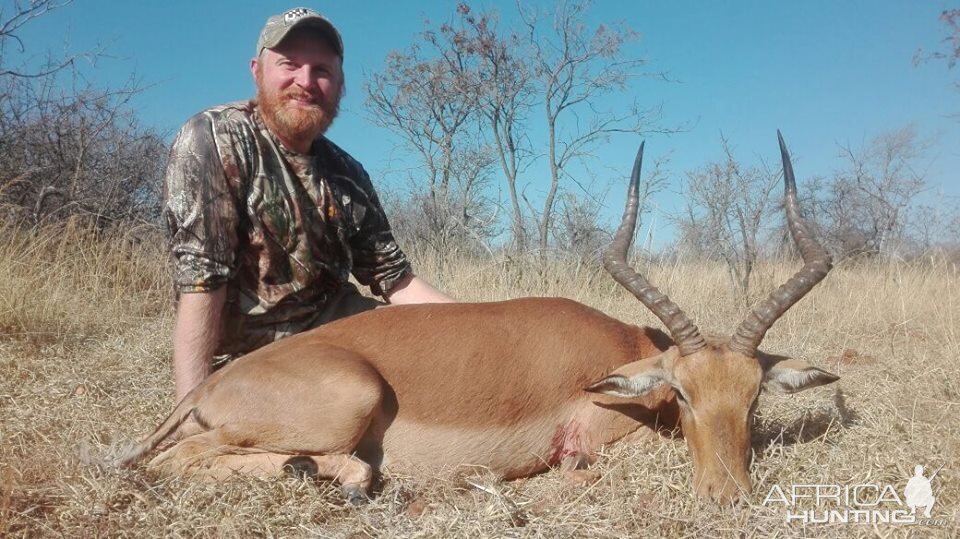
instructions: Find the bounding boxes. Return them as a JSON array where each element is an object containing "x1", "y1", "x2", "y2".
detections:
[{"x1": 256, "y1": 80, "x2": 340, "y2": 147}]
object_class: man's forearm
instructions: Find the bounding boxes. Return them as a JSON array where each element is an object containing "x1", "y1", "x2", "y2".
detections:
[
  {"x1": 385, "y1": 274, "x2": 455, "y2": 304},
  {"x1": 173, "y1": 287, "x2": 227, "y2": 402}
]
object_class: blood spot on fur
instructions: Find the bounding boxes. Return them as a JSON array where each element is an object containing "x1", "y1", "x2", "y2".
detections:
[{"x1": 548, "y1": 421, "x2": 588, "y2": 466}]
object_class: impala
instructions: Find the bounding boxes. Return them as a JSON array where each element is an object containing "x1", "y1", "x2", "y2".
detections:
[{"x1": 119, "y1": 132, "x2": 839, "y2": 504}]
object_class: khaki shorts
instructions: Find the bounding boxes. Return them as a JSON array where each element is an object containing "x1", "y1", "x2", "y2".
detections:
[{"x1": 213, "y1": 284, "x2": 386, "y2": 368}]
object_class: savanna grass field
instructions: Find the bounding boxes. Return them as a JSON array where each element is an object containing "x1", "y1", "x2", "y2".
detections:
[{"x1": 0, "y1": 220, "x2": 957, "y2": 538}]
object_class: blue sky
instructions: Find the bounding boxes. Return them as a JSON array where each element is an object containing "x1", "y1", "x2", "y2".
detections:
[{"x1": 12, "y1": 1, "x2": 960, "y2": 244}]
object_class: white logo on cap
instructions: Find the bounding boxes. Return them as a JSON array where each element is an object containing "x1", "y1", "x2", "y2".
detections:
[{"x1": 283, "y1": 8, "x2": 312, "y2": 24}]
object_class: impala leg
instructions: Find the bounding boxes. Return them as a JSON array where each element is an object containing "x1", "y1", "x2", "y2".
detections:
[
  {"x1": 285, "y1": 454, "x2": 373, "y2": 504},
  {"x1": 146, "y1": 430, "x2": 250, "y2": 478},
  {"x1": 147, "y1": 429, "x2": 375, "y2": 502},
  {"x1": 202, "y1": 452, "x2": 373, "y2": 503},
  {"x1": 207, "y1": 451, "x2": 373, "y2": 500},
  {"x1": 147, "y1": 429, "x2": 299, "y2": 480},
  {"x1": 560, "y1": 452, "x2": 601, "y2": 485},
  {"x1": 559, "y1": 451, "x2": 596, "y2": 471}
]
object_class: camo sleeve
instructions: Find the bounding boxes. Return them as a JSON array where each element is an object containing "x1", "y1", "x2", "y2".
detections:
[
  {"x1": 346, "y1": 164, "x2": 412, "y2": 296},
  {"x1": 162, "y1": 113, "x2": 240, "y2": 294}
]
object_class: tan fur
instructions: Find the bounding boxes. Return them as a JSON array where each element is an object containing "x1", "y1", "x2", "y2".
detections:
[
  {"x1": 121, "y1": 299, "x2": 675, "y2": 479},
  {"x1": 669, "y1": 340, "x2": 762, "y2": 501},
  {"x1": 121, "y1": 298, "x2": 833, "y2": 505}
]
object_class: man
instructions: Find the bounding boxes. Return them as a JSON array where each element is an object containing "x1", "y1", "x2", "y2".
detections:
[
  {"x1": 163, "y1": 8, "x2": 453, "y2": 402},
  {"x1": 904, "y1": 464, "x2": 936, "y2": 519}
]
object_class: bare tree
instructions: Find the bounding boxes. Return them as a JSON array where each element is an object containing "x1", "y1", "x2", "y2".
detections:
[
  {"x1": 1, "y1": 69, "x2": 166, "y2": 226},
  {"x1": 675, "y1": 136, "x2": 781, "y2": 305},
  {"x1": 365, "y1": 17, "x2": 499, "y2": 250},
  {"x1": 365, "y1": 1, "x2": 671, "y2": 254},
  {"x1": 372, "y1": 42, "x2": 476, "y2": 205},
  {"x1": 916, "y1": 9, "x2": 960, "y2": 70},
  {"x1": 0, "y1": 1, "x2": 166, "y2": 227},
  {"x1": 915, "y1": 8, "x2": 960, "y2": 103},
  {"x1": 0, "y1": 0, "x2": 82, "y2": 79},
  {"x1": 939, "y1": 8, "x2": 960, "y2": 69},
  {"x1": 811, "y1": 126, "x2": 928, "y2": 259},
  {"x1": 555, "y1": 152, "x2": 667, "y2": 263},
  {"x1": 554, "y1": 190, "x2": 607, "y2": 262},
  {"x1": 517, "y1": 0, "x2": 668, "y2": 253},
  {"x1": 383, "y1": 134, "x2": 500, "y2": 260},
  {"x1": 911, "y1": 197, "x2": 960, "y2": 255},
  {"x1": 453, "y1": 5, "x2": 536, "y2": 251}
]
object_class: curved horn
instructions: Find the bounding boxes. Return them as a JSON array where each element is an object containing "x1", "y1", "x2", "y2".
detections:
[
  {"x1": 729, "y1": 131, "x2": 833, "y2": 357},
  {"x1": 604, "y1": 142, "x2": 706, "y2": 357}
]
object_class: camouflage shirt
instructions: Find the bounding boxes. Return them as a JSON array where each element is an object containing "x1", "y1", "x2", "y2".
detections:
[{"x1": 163, "y1": 101, "x2": 411, "y2": 354}]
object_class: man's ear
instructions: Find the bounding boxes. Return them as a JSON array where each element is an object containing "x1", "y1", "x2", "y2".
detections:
[
  {"x1": 585, "y1": 355, "x2": 671, "y2": 399},
  {"x1": 760, "y1": 355, "x2": 839, "y2": 394},
  {"x1": 250, "y1": 57, "x2": 260, "y2": 81}
]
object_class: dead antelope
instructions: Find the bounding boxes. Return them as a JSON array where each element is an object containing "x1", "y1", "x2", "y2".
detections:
[{"x1": 119, "y1": 132, "x2": 839, "y2": 504}]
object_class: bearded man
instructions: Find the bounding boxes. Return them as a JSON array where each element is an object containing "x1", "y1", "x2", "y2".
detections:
[{"x1": 163, "y1": 8, "x2": 453, "y2": 402}]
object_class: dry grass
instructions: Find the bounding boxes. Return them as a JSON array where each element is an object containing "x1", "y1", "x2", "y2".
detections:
[{"x1": 1, "y1": 226, "x2": 957, "y2": 538}]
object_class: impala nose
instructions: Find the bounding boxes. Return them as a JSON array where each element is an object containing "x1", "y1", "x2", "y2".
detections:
[
  {"x1": 695, "y1": 469, "x2": 751, "y2": 505},
  {"x1": 697, "y1": 480, "x2": 747, "y2": 505}
]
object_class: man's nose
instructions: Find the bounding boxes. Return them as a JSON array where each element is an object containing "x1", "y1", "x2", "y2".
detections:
[{"x1": 294, "y1": 65, "x2": 316, "y2": 89}]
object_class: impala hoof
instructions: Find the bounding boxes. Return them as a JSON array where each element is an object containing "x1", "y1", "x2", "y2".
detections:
[
  {"x1": 282, "y1": 456, "x2": 318, "y2": 480},
  {"x1": 342, "y1": 484, "x2": 369, "y2": 506},
  {"x1": 562, "y1": 469, "x2": 601, "y2": 485}
]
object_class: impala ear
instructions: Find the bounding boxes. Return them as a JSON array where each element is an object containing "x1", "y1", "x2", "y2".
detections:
[
  {"x1": 585, "y1": 370, "x2": 668, "y2": 399},
  {"x1": 760, "y1": 356, "x2": 839, "y2": 394}
]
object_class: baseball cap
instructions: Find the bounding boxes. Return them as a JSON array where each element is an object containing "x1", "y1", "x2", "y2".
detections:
[{"x1": 256, "y1": 7, "x2": 343, "y2": 58}]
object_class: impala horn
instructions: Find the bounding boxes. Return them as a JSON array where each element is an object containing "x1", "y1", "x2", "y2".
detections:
[
  {"x1": 604, "y1": 142, "x2": 706, "y2": 357},
  {"x1": 728, "y1": 131, "x2": 833, "y2": 357}
]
